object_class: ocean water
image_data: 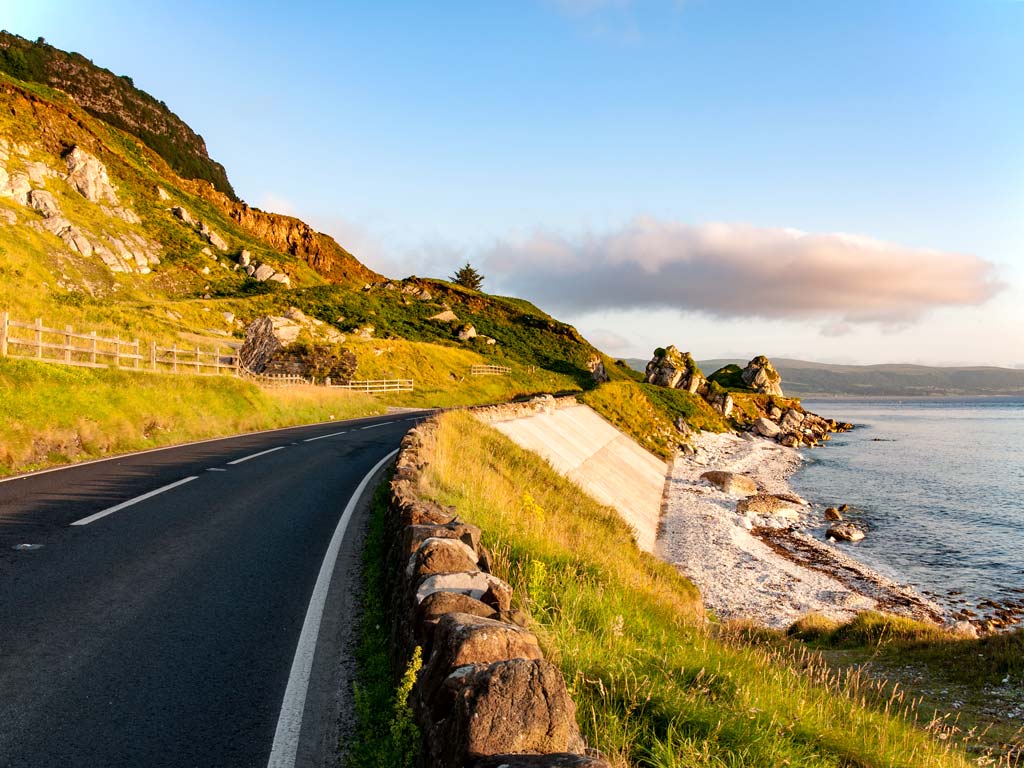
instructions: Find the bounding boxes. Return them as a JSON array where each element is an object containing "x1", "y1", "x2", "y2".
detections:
[{"x1": 790, "y1": 398, "x2": 1024, "y2": 617}]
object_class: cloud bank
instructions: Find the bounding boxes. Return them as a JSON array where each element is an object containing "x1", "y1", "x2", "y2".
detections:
[{"x1": 482, "y1": 217, "x2": 1002, "y2": 325}]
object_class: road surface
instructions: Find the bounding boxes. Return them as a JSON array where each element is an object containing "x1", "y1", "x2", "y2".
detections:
[{"x1": 0, "y1": 412, "x2": 427, "y2": 768}]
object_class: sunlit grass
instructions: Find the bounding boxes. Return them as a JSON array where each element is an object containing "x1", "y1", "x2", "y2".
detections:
[{"x1": 0, "y1": 358, "x2": 382, "y2": 476}]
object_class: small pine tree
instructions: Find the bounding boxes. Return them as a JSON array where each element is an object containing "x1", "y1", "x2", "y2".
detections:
[{"x1": 450, "y1": 262, "x2": 484, "y2": 291}]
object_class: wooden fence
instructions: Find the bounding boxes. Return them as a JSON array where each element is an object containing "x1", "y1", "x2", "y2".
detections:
[
  {"x1": 1, "y1": 311, "x2": 416, "y2": 394},
  {"x1": 0, "y1": 311, "x2": 237, "y2": 375},
  {"x1": 328, "y1": 378, "x2": 414, "y2": 393},
  {"x1": 470, "y1": 364, "x2": 512, "y2": 376}
]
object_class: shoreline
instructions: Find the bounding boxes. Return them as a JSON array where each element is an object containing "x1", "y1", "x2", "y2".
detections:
[{"x1": 657, "y1": 431, "x2": 947, "y2": 630}]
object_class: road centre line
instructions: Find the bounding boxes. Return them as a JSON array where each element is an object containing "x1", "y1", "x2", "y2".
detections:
[
  {"x1": 70, "y1": 476, "x2": 199, "y2": 526},
  {"x1": 302, "y1": 430, "x2": 347, "y2": 443},
  {"x1": 359, "y1": 421, "x2": 394, "y2": 430},
  {"x1": 266, "y1": 447, "x2": 400, "y2": 768},
  {"x1": 206, "y1": 468, "x2": 227, "y2": 472},
  {"x1": 226, "y1": 446, "x2": 286, "y2": 465}
]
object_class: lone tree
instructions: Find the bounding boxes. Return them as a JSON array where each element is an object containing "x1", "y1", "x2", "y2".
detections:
[{"x1": 450, "y1": 262, "x2": 484, "y2": 291}]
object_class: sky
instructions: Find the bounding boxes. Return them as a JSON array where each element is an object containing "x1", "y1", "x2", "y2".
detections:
[{"x1": 6, "y1": 0, "x2": 1023, "y2": 366}]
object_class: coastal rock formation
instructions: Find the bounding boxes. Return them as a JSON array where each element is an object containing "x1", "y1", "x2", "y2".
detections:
[
  {"x1": 701, "y1": 470, "x2": 757, "y2": 496},
  {"x1": 825, "y1": 507, "x2": 843, "y2": 521},
  {"x1": 741, "y1": 355, "x2": 784, "y2": 396},
  {"x1": 753, "y1": 417, "x2": 782, "y2": 438},
  {"x1": 737, "y1": 494, "x2": 802, "y2": 519},
  {"x1": 827, "y1": 522, "x2": 866, "y2": 542},
  {"x1": 645, "y1": 345, "x2": 707, "y2": 394},
  {"x1": 708, "y1": 390, "x2": 734, "y2": 417}
]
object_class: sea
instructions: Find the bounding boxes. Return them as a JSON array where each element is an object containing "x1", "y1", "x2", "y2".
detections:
[{"x1": 791, "y1": 397, "x2": 1024, "y2": 621}]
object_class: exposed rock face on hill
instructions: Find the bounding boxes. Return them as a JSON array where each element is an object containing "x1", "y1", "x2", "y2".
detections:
[
  {"x1": 741, "y1": 355, "x2": 784, "y2": 396},
  {"x1": 645, "y1": 346, "x2": 707, "y2": 394},
  {"x1": 1, "y1": 138, "x2": 161, "y2": 275},
  {"x1": 0, "y1": 32, "x2": 235, "y2": 197},
  {"x1": 217, "y1": 201, "x2": 378, "y2": 286}
]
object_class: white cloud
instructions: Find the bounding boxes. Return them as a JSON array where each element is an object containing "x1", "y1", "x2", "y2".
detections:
[{"x1": 481, "y1": 217, "x2": 1004, "y2": 326}]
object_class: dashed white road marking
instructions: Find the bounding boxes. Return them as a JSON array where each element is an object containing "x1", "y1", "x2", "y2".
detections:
[
  {"x1": 302, "y1": 430, "x2": 347, "y2": 443},
  {"x1": 206, "y1": 468, "x2": 227, "y2": 472},
  {"x1": 226, "y1": 446, "x2": 285, "y2": 465},
  {"x1": 266, "y1": 447, "x2": 400, "y2": 768},
  {"x1": 359, "y1": 421, "x2": 394, "y2": 430},
  {"x1": 70, "y1": 476, "x2": 199, "y2": 526}
]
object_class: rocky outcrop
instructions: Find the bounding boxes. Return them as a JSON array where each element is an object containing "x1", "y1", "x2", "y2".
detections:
[
  {"x1": 701, "y1": 470, "x2": 757, "y2": 496},
  {"x1": 239, "y1": 309, "x2": 351, "y2": 379},
  {"x1": 586, "y1": 354, "x2": 609, "y2": 384},
  {"x1": 828, "y1": 522, "x2": 866, "y2": 542},
  {"x1": 741, "y1": 355, "x2": 784, "y2": 397},
  {"x1": 457, "y1": 323, "x2": 478, "y2": 341},
  {"x1": 216, "y1": 201, "x2": 378, "y2": 286},
  {"x1": 753, "y1": 417, "x2": 782, "y2": 439},
  {"x1": 644, "y1": 346, "x2": 707, "y2": 394},
  {"x1": 389, "y1": 423, "x2": 607, "y2": 768},
  {"x1": 65, "y1": 146, "x2": 119, "y2": 205},
  {"x1": 737, "y1": 494, "x2": 803, "y2": 519},
  {"x1": 429, "y1": 309, "x2": 459, "y2": 323}
]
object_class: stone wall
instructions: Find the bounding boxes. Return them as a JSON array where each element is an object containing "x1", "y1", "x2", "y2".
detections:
[{"x1": 388, "y1": 422, "x2": 609, "y2": 768}]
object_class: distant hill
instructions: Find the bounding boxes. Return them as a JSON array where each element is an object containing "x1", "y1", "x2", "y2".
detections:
[{"x1": 624, "y1": 357, "x2": 1024, "y2": 397}]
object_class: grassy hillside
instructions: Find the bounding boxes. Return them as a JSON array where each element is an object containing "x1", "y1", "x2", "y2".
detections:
[
  {"x1": 0, "y1": 357, "x2": 381, "y2": 476},
  {"x1": 416, "y1": 412, "x2": 975, "y2": 768}
]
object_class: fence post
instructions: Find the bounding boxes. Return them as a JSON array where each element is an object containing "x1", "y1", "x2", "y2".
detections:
[
  {"x1": 0, "y1": 310, "x2": 8, "y2": 357},
  {"x1": 150, "y1": 341, "x2": 157, "y2": 371},
  {"x1": 194, "y1": 347, "x2": 200, "y2": 374},
  {"x1": 64, "y1": 325, "x2": 72, "y2": 364},
  {"x1": 34, "y1": 317, "x2": 42, "y2": 359},
  {"x1": 90, "y1": 331, "x2": 97, "y2": 365},
  {"x1": 215, "y1": 347, "x2": 221, "y2": 376},
  {"x1": 172, "y1": 344, "x2": 178, "y2": 373},
  {"x1": 113, "y1": 335, "x2": 120, "y2": 368},
  {"x1": 133, "y1": 339, "x2": 139, "y2": 370}
]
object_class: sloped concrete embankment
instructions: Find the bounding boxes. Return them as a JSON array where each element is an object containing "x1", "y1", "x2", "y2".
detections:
[
  {"x1": 475, "y1": 397, "x2": 668, "y2": 553},
  {"x1": 388, "y1": 421, "x2": 609, "y2": 768}
]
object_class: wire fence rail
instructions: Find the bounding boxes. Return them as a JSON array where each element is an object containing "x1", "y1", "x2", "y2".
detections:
[
  {"x1": 470, "y1": 364, "x2": 512, "y2": 376},
  {"x1": 0, "y1": 311, "x2": 238, "y2": 375}
]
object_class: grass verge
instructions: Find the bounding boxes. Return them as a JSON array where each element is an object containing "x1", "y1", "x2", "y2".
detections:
[
  {"x1": 0, "y1": 357, "x2": 383, "y2": 476},
  {"x1": 579, "y1": 381, "x2": 729, "y2": 460},
  {"x1": 348, "y1": 481, "x2": 422, "y2": 768},
  {"x1": 415, "y1": 411, "x2": 974, "y2": 767}
]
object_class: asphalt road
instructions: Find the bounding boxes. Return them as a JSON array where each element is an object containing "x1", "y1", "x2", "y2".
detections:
[{"x1": 0, "y1": 412, "x2": 428, "y2": 768}]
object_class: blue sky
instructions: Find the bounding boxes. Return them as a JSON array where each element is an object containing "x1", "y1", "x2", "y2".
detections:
[{"x1": 7, "y1": 1, "x2": 1023, "y2": 365}]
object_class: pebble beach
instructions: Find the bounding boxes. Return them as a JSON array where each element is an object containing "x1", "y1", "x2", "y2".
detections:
[{"x1": 657, "y1": 431, "x2": 945, "y2": 629}]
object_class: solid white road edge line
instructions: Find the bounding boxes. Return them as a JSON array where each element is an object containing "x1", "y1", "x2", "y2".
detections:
[
  {"x1": 227, "y1": 446, "x2": 286, "y2": 465},
  {"x1": 266, "y1": 447, "x2": 400, "y2": 768},
  {"x1": 70, "y1": 476, "x2": 199, "y2": 526},
  {"x1": 302, "y1": 430, "x2": 347, "y2": 443}
]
